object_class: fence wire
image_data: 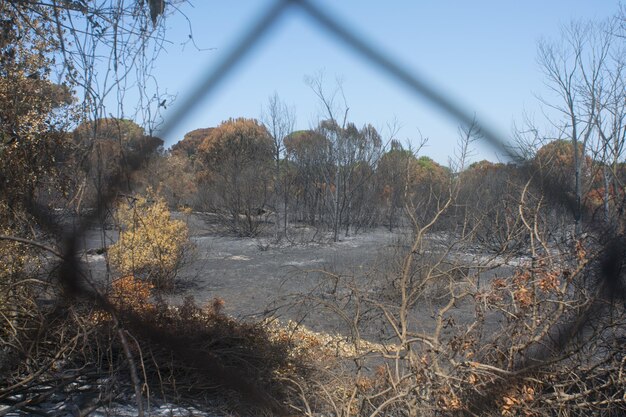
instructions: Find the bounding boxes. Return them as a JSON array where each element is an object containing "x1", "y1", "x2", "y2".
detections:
[{"x1": 11, "y1": 0, "x2": 626, "y2": 415}]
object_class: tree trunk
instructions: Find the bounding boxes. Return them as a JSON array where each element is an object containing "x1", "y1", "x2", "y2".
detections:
[{"x1": 603, "y1": 165, "x2": 610, "y2": 224}]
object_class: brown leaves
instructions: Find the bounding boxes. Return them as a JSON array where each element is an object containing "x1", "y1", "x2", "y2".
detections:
[
  {"x1": 500, "y1": 385, "x2": 537, "y2": 416},
  {"x1": 513, "y1": 286, "x2": 533, "y2": 308},
  {"x1": 485, "y1": 265, "x2": 567, "y2": 313},
  {"x1": 111, "y1": 274, "x2": 154, "y2": 312},
  {"x1": 575, "y1": 239, "x2": 587, "y2": 264},
  {"x1": 438, "y1": 388, "x2": 463, "y2": 411},
  {"x1": 537, "y1": 270, "x2": 560, "y2": 292}
]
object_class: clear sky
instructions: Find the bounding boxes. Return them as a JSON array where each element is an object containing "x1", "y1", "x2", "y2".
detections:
[{"x1": 147, "y1": 0, "x2": 620, "y2": 165}]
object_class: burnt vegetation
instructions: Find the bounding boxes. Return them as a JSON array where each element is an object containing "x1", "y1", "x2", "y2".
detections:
[{"x1": 1, "y1": 1, "x2": 626, "y2": 416}]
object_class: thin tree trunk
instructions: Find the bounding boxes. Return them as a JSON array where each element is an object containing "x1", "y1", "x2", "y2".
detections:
[
  {"x1": 603, "y1": 165, "x2": 610, "y2": 224},
  {"x1": 571, "y1": 112, "x2": 582, "y2": 237}
]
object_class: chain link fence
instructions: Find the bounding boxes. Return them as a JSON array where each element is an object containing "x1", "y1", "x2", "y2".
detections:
[{"x1": 2, "y1": 1, "x2": 626, "y2": 415}]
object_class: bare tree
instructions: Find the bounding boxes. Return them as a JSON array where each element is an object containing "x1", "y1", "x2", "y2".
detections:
[
  {"x1": 537, "y1": 18, "x2": 621, "y2": 236},
  {"x1": 305, "y1": 72, "x2": 348, "y2": 241},
  {"x1": 305, "y1": 72, "x2": 383, "y2": 241},
  {"x1": 262, "y1": 92, "x2": 296, "y2": 239},
  {"x1": 589, "y1": 26, "x2": 626, "y2": 227}
]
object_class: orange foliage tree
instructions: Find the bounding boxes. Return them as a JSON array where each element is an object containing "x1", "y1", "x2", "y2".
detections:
[
  {"x1": 534, "y1": 139, "x2": 594, "y2": 220},
  {"x1": 197, "y1": 118, "x2": 274, "y2": 236},
  {"x1": 534, "y1": 140, "x2": 590, "y2": 187}
]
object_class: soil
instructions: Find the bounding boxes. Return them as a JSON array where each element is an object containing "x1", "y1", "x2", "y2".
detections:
[{"x1": 81, "y1": 212, "x2": 519, "y2": 339}]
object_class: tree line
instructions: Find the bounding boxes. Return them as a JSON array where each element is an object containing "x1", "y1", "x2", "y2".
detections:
[{"x1": 58, "y1": 113, "x2": 626, "y2": 254}]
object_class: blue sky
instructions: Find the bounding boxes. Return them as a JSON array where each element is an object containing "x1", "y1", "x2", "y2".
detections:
[{"x1": 148, "y1": 0, "x2": 620, "y2": 164}]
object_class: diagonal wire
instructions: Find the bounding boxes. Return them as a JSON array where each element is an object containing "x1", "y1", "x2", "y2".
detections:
[
  {"x1": 158, "y1": 0, "x2": 293, "y2": 144},
  {"x1": 293, "y1": 0, "x2": 521, "y2": 163}
]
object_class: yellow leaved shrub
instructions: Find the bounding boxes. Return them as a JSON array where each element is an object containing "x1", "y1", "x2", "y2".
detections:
[{"x1": 108, "y1": 189, "x2": 190, "y2": 290}]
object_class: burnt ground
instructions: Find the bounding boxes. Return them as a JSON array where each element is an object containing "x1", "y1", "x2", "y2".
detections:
[{"x1": 80, "y1": 212, "x2": 520, "y2": 340}]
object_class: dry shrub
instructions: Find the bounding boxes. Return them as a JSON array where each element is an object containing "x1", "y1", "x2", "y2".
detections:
[
  {"x1": 0, "y1": 221, "x2": 53, "y2": 380},
  {"x1": 111, "y1": 275, "x2": 154, "y2": 310},
  {"x1": 108, "y1": 188, "x2": 190, "y2": 290},
  {"x1": 1, "y1": 285, "x2": 311, "y2": 414},
  {"x1": 91, "y1": 275, "x2": 156, "y2": 323},
  {"x1": 111, "y1": 297, "x2": 307, "y2": 413},
  {"x1": 88, "y1": 279, "x2": 302, "y2": 412},
  {"x1": 281, "y1": 230, "x2": 626, "y2": 417}
]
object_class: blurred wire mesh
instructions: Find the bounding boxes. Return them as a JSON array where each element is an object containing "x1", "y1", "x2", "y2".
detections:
[
  {"x1": 13, "y1": 0, "x2": 626, "y2": 414},
  {"x1": 57, "y1": 0, "x2": 623, "y2": 368},
  {"x1": 161, "y1": 0, "x2": 516, "y2": 160}
]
